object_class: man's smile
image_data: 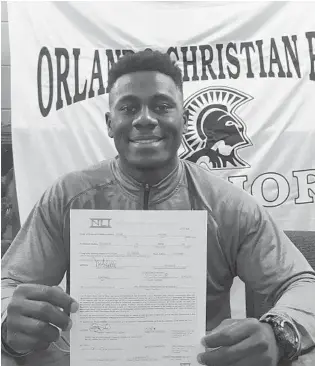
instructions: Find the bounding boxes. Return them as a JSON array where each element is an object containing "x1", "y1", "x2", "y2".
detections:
[{"x1": 129, "y1": 136, "x2": 164, "y2": 145}]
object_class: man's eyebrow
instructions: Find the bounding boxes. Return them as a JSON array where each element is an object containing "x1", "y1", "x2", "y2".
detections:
[
  {"x1": 115, "y1": 95, "x2": 139, "y2": 103},
  {"x1": 152, "y1": 93, "x2": 175, "y2": 100},
  {"x1": 114, "y1": 93, "x2": 175, "y2": 104}
]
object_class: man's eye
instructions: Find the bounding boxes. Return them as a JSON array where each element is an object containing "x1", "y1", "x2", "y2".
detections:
[
  {"x1": 154, "y1": 104, "x2": 171, "y2": 113},
  {"x1": 120, "y1": 105, "x2": 137, "y2": 113}
]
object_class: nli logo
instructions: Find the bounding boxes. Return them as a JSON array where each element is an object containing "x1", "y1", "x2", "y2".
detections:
[
  {"x1": 179, "y1": 86, "x2": 253, "y2": 170},
  {"x1": 90, "y1": 218, "x2": 112, "y2": 228}
]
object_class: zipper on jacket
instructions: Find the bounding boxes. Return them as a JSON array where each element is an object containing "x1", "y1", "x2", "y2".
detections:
[{"x1": 143, "y1": 184, "x2": 150, "y2": 210}]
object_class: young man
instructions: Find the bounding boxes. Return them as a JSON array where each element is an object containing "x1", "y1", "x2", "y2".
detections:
[{"x1": 2, "y1": 50, "x2": 315, "y2": 366}]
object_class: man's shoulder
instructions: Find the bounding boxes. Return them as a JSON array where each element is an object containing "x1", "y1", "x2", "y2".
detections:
[
  {"x1": 181, "y1": 159, "x2": 258, "y2": 208},
  {"x1": 65, "y1": 158, "x2": 114, "y2": 182},
  {"x1": 41, "y1": 158, "x2": 116, "y2": 205},
  {"x1": 181, "y1": 160, "x2": 266, "y2": 238},
  {"x1": 181, "y1": 159, "x2": 239, "y2": 192}
]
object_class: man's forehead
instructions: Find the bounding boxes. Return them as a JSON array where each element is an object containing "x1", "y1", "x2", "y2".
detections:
[{"x1": 110, "y1": 71, "x2": 180, "y2": 99}]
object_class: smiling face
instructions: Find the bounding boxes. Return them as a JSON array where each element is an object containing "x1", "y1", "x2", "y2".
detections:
[{"x1": 106, "y1": 71, "x2": 188, "y2": 174}]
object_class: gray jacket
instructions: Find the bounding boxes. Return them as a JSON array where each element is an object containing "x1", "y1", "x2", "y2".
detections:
[{"x1": 2, "y1": 157, "x2": 315, "y2": 352}]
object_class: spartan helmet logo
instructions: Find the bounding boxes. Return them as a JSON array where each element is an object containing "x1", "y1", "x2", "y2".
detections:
[{"x1": 179, "y1": 86, "x2": 253, "y2": 170}]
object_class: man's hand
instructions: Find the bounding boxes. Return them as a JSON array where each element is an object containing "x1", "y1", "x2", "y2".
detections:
[
  {"x1": 198, "y1": 318, "x2": 281, "y2": 366},
  {"x1": 3, "y1": 284, "x2": 79, "y2": 354}
]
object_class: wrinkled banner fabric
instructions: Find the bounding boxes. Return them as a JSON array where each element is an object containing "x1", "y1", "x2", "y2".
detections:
[{"x1": 8, "y1": 2, "x2": 315, "y2": 229}]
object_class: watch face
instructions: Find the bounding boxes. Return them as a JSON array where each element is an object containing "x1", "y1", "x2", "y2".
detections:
[{"x1": 268, "y1": 318, "x2": 299, "y2": 361}]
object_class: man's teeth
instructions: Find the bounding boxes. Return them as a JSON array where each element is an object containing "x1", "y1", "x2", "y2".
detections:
[{"x1": 134, "y1": 139, "x2": 160, "y2": 143}]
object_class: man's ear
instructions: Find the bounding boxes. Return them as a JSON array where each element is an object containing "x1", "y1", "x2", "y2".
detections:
[
  {"x1": 182, "y1": 109, "x2": 189, "y2": 134},
  {"x1": 105, "y1": 112, "x2": 114, "y2": 138}
]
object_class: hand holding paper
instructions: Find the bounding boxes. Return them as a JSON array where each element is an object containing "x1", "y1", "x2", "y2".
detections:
[
  {"x1": 198, "y1": 319, "x2": 279, "y2": 366},
  {"x1": 4, "y1": 285, "x2": 78, "y2": 354}
]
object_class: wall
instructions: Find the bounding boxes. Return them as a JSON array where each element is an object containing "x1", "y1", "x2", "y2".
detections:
[
  {"x1": 1, "y1": 1, "x2": 11, "y2": 129},
  {"x1": 1, "y1": 1, "x2": 13, "y2": 177}
]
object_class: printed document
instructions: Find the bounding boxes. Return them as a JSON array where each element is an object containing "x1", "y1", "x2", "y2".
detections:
[{"x1": 70, "y1": 210, "x2": 207, "y2": 366}]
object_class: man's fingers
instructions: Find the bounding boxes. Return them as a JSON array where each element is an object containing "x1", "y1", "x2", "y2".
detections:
[
  {"x1": 198, "y1": 349, "x2": 261, "y2": 366},
  {"x1": 14, "y1": 299, "x2": 72, "y2": 331},
  {"x1": 8, "y1": 316, "x2": 60, "y2": 344},
  {"x1": 51, "y1": 286, "x2": 79, "y2": 313},
  {"x1": 16, "y1": 284, "x2": 78, "y2": 314},
  {"x1": 202, "y1": 319, "x2": 260, "y2": 348},
  {"x1": 198, "y1": 332, "x2": 269, "y2": 366},
  {"x1": 25, "y1": 318, "x2": 61, "y2": 343},
  {"x1": 6, "y1": 331, "x2": 50, "y2": 354},
  {"x1": 6, "y1": 284, "x2": 78, "y2": 354}
]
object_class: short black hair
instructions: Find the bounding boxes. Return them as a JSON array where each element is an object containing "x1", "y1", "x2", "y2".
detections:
[{"x1": 107, "y1": 50, "x2": 183, "y2": 93}]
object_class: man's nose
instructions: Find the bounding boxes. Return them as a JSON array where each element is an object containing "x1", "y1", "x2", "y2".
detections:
[{"x1": 132, "y1": 106, "x2": 158, "y2": 129}]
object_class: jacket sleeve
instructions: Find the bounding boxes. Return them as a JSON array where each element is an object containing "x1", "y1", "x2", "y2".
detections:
[
  {"x1": 235, "y1": 200, "x2": 315, "y2": 352},
  {"x1": 1, "y1": 180, "x2": 68, "y2": 321}
]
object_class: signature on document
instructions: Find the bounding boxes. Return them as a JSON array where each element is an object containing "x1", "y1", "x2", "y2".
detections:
[{"x1": 89, "y1": 322, "x2": 111, "y2": 333}]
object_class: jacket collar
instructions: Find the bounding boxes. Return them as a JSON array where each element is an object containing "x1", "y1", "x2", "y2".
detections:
[{"x1": 110, "y1": 156, "x2": 184, "y2": 204}]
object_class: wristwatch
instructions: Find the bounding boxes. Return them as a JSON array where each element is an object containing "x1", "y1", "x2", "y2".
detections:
[{"x1": 260, "y1": 313, "x2": 301, "y2": 362}]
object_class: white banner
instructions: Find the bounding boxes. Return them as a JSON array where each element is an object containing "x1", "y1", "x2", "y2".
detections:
[{"x1": 8, "y1": 1, "x2": 315, "y2": 229}]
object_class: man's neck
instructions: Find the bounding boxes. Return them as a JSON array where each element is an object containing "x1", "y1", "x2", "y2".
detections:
[{"x1": 118, "y1": 157, "x2": 179, "y2": 186}]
